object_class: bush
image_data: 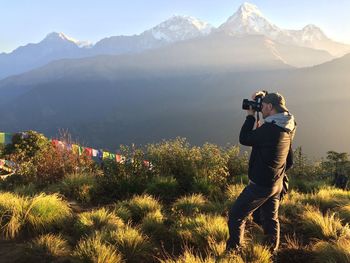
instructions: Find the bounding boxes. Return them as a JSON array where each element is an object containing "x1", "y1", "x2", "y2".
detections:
[
  {"x1": 75, "y1": 208, "x2": 124, "y2": 237},
  {"x1": 301, "y1": 187, "x2": 350, "y2": 212},
  {"x1": 146, "y1": 176, "x2": 179, "y2": 203},
  {"x1": 3, "y1": 131, "x2": 96, "y2": 187},
  {"x1": 116, "y1": 194, "x2": 162, "y2": 223},
  {"x1": 74, "y1": 232, "x2": 123, "y2": 263},
  {"x1": 301, "y1": 208, "x2": 350, "y2": 241},
  {"x1": 141, "y1": 210, "x2": 168, "y2": 241},
  {"x1": 172, "y1": 194, "x2": 209, "y2": 217},
  {"x1": 106, "y1": 225, "x2": 153, "y2": 263},
  {"x1": 0, "y1": 192, "x2": 30, "y2": 239},
  {"x1": 147, "y1": 138, "x2": 201, "y2": 193},
  {"x1": 58, "y1": 172, "x2": 98, "y2": 203},
  {"x1": 26, "y1": 193, "x2": 72, "y2": 233},
  {"x1": 0, "y1": 192, "x2": 72, "y2": 239},
  {"x1": 312, "y1": 238, "x2": 350, "y2": 263},
  {"x1": 241, "y1": 243, "x2": 272, "y2": 263},
  {"x1": 175, "y1": 213, "x2": 228, "y2": 251},
  {"x1": 29, "y1": 233, "x2": 70, "y2": 258}
]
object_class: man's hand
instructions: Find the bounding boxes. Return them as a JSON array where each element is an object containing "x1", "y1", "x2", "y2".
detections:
[{"x1": 251, "y1": 91, "x2": 266, "y2": 100}]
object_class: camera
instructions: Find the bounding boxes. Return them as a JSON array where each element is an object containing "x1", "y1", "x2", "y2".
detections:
[{"x1": 242, "y1": 91, "x2": 268, "y2": 112}]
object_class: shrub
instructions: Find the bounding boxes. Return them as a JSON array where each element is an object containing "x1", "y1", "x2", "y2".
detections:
[
  {"x1": 312, "y1": 238, "x2": 350, "y2": 263},
  {"x1": 302, "y1": 187, "x2": 350, "y2": 212},
  {"x1": 172, "y1": 194, "x2": 208, "y2": 217},
  {"x1": 26, "y1": 193, "x2": 72, "y2": 233},
  {"x1": 175, "y1": 213, "x2": 228, "y2": 250},
  {"x1": 113, "y1": 206, "x2": 132, "y2": 223},
  {"x1": 146, "y1": 176, "x2": 179, "y2": 203},
  {"x1": 75, "y1": 208, "x2": 124, "y2": 236},
  {"x1": 116, "y1": 194, "x2": 162, "y2": 223},
  {"x1": 29, "y1": 233, "x2": 70, "y2": 258},
  {"x1": 59, "y1": 172, "x2": 97, "y2": 203},
  {"x1": 3, "y1": 131, "x2": 95, "y2": 187},
  {"x1": 0, "y1": 192, "x2": 29, "y2": 239},
  {"x1": 146, "y1": 138, "x2": 201, "y2": 193},
  {"x1": 0, "y1": 192, "x2": 71, "y2": 239},
  {"x1": 106, "y1": 225, "x2": 152, "y2": 263},
  {"x1": 301, "y1": 208, "x2": 350, "y2": 241},
  {"x1": 241, "y1": 243, "x2": 272, "y2": 263},
  {"x1": 141, "y1": 210, "x2": 168, "y2": 241},
  {"x1": 74, "y1": 232, "x2": 123, "y2": 263}
]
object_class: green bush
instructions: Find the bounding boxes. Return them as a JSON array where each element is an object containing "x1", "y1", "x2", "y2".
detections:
[
  {"x1": 301, "y1": 208, "x2": 350, "y2": 241},
  {"x1": 146, "y1": 176, "x2": 179, "y2": 203},
  {"x1": 240, "y1": 243, "x2": 272, "y2": 263},
  {"x1": 312, "y1": 238, "x2": 350, "y2": 263},
  {"x1": 29, "y1": 233, "x2": 70, "y2": 258},
  {"x1": 172, "y1": 194, "x2": 209, "y2": 217},
  {"x1": 74, "y1": 232, "x2": 123, "y2": 263},
  {"x1": 106, "y1": 225, "x2": 153, "y2": 263},
  {"x1": 116, "y1": 194, "x2": 162, "y2": 223},
  {"x1": 75, "y1": 208, "x2": 124, "y2": 236},
  {"x1": 58, "y1": 172, "x2": 98, "y2": 203},
  {"x1": 26, "y1": 193, "x2": 72, "y2": 233},
  {"x1": 0, "y1": 192, "x2": 30, "y2": 239},
  {"x1": 0, "y1": 192, "x2": 72, "y2": 239},
  {"x1": 3, "y1": 131, "x2": 95, "y2": 187},
  {"x1": 175, "y1": 213, "x2": 228, "y2": 250}
]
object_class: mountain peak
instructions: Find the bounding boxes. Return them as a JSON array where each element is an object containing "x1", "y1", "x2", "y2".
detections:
[
  {"x1": 43, "y1": 32, "x2": 78, "y2": 43},
  {"x1": 300, "y1": 24, "x2": 328, "y2": 42},
  {"x1": 218, "y1": 2, "x2": 279, "y2": 35},
  {"x1": 145, "y1": 15, "x2": 212, "y2": 42},
  {"x1": 237, "y1": 2, "x2": 263, "y2": 18}
]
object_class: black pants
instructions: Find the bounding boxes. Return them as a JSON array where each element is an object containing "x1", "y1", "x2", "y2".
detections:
[{"x1": 226, "y1": 180, "x2": 283, "y2": 252}]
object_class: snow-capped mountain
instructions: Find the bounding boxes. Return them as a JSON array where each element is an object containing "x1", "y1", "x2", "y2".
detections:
[
  {"x1": 1, "y1": 2, "x2": 349, "y2": 80},
  {"x1": 218, "y1": 2, "x2": 281, "y2": 37},
  {"x1": 0, "y1": 32, "x2": 89, "y2": 79},
  {"x1": 143, "y1": 15, "x2": 213, "y2": 42},
  {"x1": 91, "y1": 15, "x2": 212, "y2": 56},
  {"x1": 218, "y1": 2, "x2": 350, "y2": 56}
]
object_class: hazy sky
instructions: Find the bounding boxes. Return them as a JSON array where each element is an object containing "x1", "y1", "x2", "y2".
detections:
[{"x1": 1, "y1": 0, "x2": 349, "y2": 53}]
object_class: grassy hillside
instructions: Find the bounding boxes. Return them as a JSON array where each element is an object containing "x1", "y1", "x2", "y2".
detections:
[{"x1": 0, "y1": 131, "x2": 349, "y2": 262}]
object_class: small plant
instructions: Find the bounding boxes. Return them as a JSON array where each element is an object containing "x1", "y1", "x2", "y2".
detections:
[
  {"x1": 0, "y1": 192, "x2": 72, "y2": 238},
  {"x1": 146, "y1": 176, "x2": 179, "y2": 203},
  {"x1": 116, "y1": 194, "x2": 162, "y2": 223},
  {"x1": 141, "y1": 210, "x2": 167, "y2": 240},
  {"x1": 59, "y1": 172, "x2": 97, "y2": 203},
  {"x1": 26, "y1": 193, "x2": 72, "y2": 233},
  {"x1": 301, "y1": 208, "x2": 350, "y2": 241},
  {"x1": 240, "y1": 243, "x2": 272, "y2": 263},
  {"x1": 29, "y1": 233, "x2": 70, "y2": 258},
  {"x1": 172, "y1": 194, "x2": 208, "y2": 217},
  {"x1": 0, "y1": 192, "x2": 29, "y2": 239},
  {"x1": 74, "y1": 232, "x2": 123, "y2": 263},
  {"x1": 75, "y1": 207, "x2": 124, "y2": 236},
  {"x1": 175, "y1": 213, "x2": 228, "y2": 250},
  {"x1": 312, "y1": 238, "x2": 350, "y2": 263},
  {"x1": 106, "y1": 225, "x2": 152, "y2": 263}
]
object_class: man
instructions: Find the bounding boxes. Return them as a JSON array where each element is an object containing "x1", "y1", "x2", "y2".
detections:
[{"x1": 226, "y1": 91, "x2": 296, "y2": 253}]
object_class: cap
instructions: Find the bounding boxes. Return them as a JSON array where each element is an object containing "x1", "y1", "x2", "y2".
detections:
[{"x1": 262, "y1": 92, "x2": 288, "y2": 112}]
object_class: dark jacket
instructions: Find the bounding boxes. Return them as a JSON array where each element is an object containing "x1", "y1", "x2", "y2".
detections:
[{"x1": 240, "y1": 115, "x2": 294, "y2": 187}]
